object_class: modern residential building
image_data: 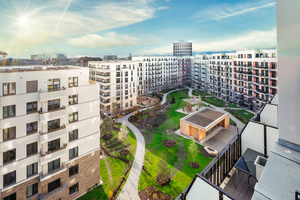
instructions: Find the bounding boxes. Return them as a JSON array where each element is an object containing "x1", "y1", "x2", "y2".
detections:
[
  {"x1": 88, "y1": 61, "x2": 138, "y2": 115},
  {"x1": 76, "y1": 57, "x2": 103, "y2": 67},
  {"x1": 0, "y1": 65, "x2": 101, "y2": 200},
  {"x1": 173, "y1": 42, "x2": 193, "y2": 56},
  {"x1": 103, "y1": 55, "x2": 118, "y2": 61}
]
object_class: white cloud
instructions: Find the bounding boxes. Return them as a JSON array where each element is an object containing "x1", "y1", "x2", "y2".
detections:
[
  {"x1": 158, "y1": 6, "x2": 169, "y2": 10},
  {"x1": 194, "y1": 1, "x2": 276, "y2": 21},
  {"x1": 68, "y1": 32, "x2": 155, "y2": 49}
]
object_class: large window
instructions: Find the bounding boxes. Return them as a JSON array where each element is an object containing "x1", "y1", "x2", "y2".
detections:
[
  {"x1": 47, "y1": 119, "x2": 60, "y2": 132},
  {"x1": 69, "y1": 129, "x2": 78, "y2": 141},
  {"x1": 27, "y1": 162, "x2": 38, "y2": 177},
  {"x1": 69, "y1": 147, "x2": 78, "y2": 159},
  {"x1": 69, "y1": 183, "x2": 79, "y2": 195},
  {"x1": 27, "y1": 122, "x2": 38, "y2": 135},
  {"x1": 48, "y1": 178, "x2": 60, "y2": 193},
  {"x1": 27, "y1": 182, "x2": 38, "y2": 198},
  {"x1": 69, "y1": 112, "x2": 78, "y2": 123},
  {"x1": 48, "y1": 159, "x2": 60, "y2": 172},
  {"x1": 48, "y1": 79, "x2": 60, "y2": 92},
  {"x1": 3, "y1": 149, "x2": 16, "y2": 164},
  {"x1": 48, "y1": 99, "x2": 60, "y2": 111},
  {"x1": 27, "y1": 142, "x2": 37, "y2": 156},
  {"x1": 69, "y1": 95, "x2": 78, "y2": 105},
  {"x1": 3, "y1": 127, "x2": 16, "y2": 141},
  {"x1": 48, "y1": 139, "x2": 60, "y2": 152},
  {"x1": 26, "y1": 81, "x2": 38, "y2": 93},
  {"x1": 3, "y1": 105, "x2": 16, "y2": 118},
  {"x1": 3, "y1": 171, "x2": 16, "y2": 187},
  {"x1": 3, "y1": 82, "x2": 16, "y2": 96},
  {"x1": 27, "y1": 101, "x2": 37, "y2": 114},
  {"x1": 69, "y1": 77, "x2": 78, "y2": 87},
  {"x1": 69, "y1": 164, "x2": 78, "y2": 177},
  {"x1": 3, "y1": 193, "x2": 16, "y2": 200}
]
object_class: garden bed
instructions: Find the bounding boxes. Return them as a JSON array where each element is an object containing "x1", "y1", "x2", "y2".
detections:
[{"x1": 139, "y1": 186, "x2": 174, "y2": 200}]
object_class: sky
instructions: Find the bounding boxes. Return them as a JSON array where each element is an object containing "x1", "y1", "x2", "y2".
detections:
[{"x1": 0, "y1": 0, "x2": 277, "y2": 58}]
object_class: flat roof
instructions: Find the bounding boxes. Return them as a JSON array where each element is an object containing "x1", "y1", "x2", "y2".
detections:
[
  {"x1": 181, "y1": 108, "x2": 228, "y2": 129},
  {"x1": 0, "y1": 65, "x2": 84, "y2": 73}
]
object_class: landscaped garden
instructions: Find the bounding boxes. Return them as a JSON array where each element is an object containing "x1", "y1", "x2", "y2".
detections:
[
  {"x1": 227, "y1": 109, "x2": 254, "y2": 124},
  {"x1": 78, "y1": 122, "x2": 137, "y2": 200},
  {"x1": 192, "y1": 89, "x2": 210, "y2": 97},
  {"x1": 129, "y1": 90, "x2": 212, "y2": 199},
  {"x1": 202, "y1": 97, "x2": 238, "y2": 108}
]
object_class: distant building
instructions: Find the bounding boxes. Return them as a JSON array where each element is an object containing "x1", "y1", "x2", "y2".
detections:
[
  {"x1": 76, "y1": 57, "x2": 103, "y2": 67},
  {"x1": 173, "y1": 42, "x2": 192, "y2": 56},
  {"x1": 31, "y1": 55, "x2": 37, "y2": 60},
  {"x1": 104, "y1": 55, "x2": 117, "y2": 61}
]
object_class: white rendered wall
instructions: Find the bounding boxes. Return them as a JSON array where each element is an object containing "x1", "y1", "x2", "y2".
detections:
[
  {"x1": 186, "y1": 177, "x2": 219, "y2": 200},
  {"x1": 241, "y1": 122, "x2": 265, "y2": 154},
  {"x1": 260, "y1": 104, "x2": 278, "y2": 127}
]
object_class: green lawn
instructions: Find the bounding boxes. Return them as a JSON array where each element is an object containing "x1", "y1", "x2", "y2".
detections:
[
  {"x1": 141, "y1": 114, "x2": 148, "y2": 119},
  {"x1": 192, "y1": 90, "x2": 210, "y2": 96},
  {"x1": 203, "y1": 97, "x2": 238, "y2": 108},
  {"x1": 138, "y1": 90, "x2": 213, "y2": 198},
  {"x1": 228, "y1": 109, "x2": 254, "y2": 124},
  {"x1": 78, "y1": 124, "x2": 137, "y2": 200}
]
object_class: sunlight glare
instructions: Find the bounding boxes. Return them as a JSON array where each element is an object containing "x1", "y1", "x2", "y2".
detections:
[{"x1": 18, "y1": 15, "x2": 29, "y2": 27}]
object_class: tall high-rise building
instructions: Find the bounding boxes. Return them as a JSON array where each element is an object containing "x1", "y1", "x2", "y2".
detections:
[
  {"x1": 173, "y1": 42, "x2": 192, "y2": 56},
  {"x1": 0, "y1": 65, "x2": 101, "y2": 200}
]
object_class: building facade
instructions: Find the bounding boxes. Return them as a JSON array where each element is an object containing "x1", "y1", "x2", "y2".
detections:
[
  {"x1": 88, "y1": 61, "x2": 138, "y2": 115},
  {"x1": 173, "y1": 42, "x2": 192, "y2": 56},
  {"x1": 0, "y1": 65, "x2": 100, "y2": 200}
]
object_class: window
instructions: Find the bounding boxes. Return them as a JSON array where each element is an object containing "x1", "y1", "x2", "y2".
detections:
[
  {"x1": 3, "y1": 171, "x2": 16, "y2": 187},
  {"x1": 48, "y1": 99, "x2": 60, "y2": 111},
  {"x1": 48, "y1": 139, "x2": 60, "y2": 152},
  {"x1": 27, "y1": 162, "x2": 38, "y2": 177},
  {"x1": 27, "y1": 122, "x2": 38, "y2": 134},
  {"x1": 125, "y1": 78, "x2": 128, "y2": 83},
  {"x1": 69, "y1": 164, "x2": 78, "y2": 177},
  {"x1": 116, "y1": 72, "x2": 120, "y2": 77},
  {"x1": 69, "y1": 94, "x2": 78, "y2": 105},
  {"x1": 48, "y1": 119, "x2": 60, "y2": 132},
  {"x1": 130, "y1": 100, "x2": 132, "y2": 107},
  {"x1": 116, "y1": 97, "x2": 120, "y2": 101},
  {"x1": 3, "y1": 127, "x2": 16, "y2": 141},
  {"x1": 69, "y1": 183, "x2": 79, "y2": 195},
  {"x1": 125, "y1": 72, "x2": 128, "y2": 76},
  {"x1": 48, "y1": 79, "x2": 60, "y2": 92},
  {"x1": 69, "y1": 112, "x2": 78, "y2": 123},
  {"x1": 27, "y1": 101, "x2": 37, "y2": 114},
  {"x1": 3, "y1": 193, "x2": 16, "y2": 200},
  {"x1": 69, "y1": 129, "x2": 78, "y2": 141},
  {"x1": 27, "y1": 183, "x2": 38, "y2": 198},
  {"x1": 48, "y1": 159, "x2": 60, "y2": 172},
  {"x1": 26, "y1": 81, "x2": 37, "y2": 93},
  {"x1": 131, "y1": 77, "x2": 133, "y2": 81},
  {"x1": 125, "y1": 103, "x2": 128, "y2": 108},
  {"x1": 130, "y1": 94, "x2": 132, "y2": 98},
  {"x1": 125, "y1": 90, "x2": 128, "y2": 95},
  {"x1": 116, "y1": 78, "x2": 120, "y2": 83},
  {"x1": 3, "y1": 105, "x2": 16, "y2": 118},
  {"x1": 3, "y1": 149, "x2": 16, "y2": 164},
  {"x1": 48, "y1": 178, "x2": 61, "y2": 193},
  {"x1": 69, "y1": 147, "x2": 78, "y2": 159},
  {"x1": 27, "y1": 142, "x2": 37, "y2": 156},
  {"x1": 125, "y1": 96, "x2": 128, "y2": 100},
  {"x1": 3, "y1": 82, "x2": 16, "y2": 96},
  {"x1": 69, "y1": 77, "x2": 78, "y2": 87}
]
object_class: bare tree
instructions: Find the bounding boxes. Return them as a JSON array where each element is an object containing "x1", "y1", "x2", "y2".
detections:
[
  {"x1": 189, "y1": 138, "x2": 198, "y2": 162},
  {"x1": 111, "y1": 101, "x2": 118, "y2": 118},
  {"x1": 118, "y1": 121, "x2": 129, "y2": 141},
  {"x1": 197, "y1": 95, "x2": 204, "y2": 110},
  {"x1": 173, "y1": 83, "x2": 177, "y2": 89},
  {"x1": 100, "y1": 116, "x2": 112, "y2": 136},
  {"x1": 180, "y1": 100, "x2": 187, "y2": 112}
]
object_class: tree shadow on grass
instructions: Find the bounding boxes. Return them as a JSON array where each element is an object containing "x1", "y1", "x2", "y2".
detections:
[{"x1": 77, "y1": 185, "x2": 108, "y2": 200}]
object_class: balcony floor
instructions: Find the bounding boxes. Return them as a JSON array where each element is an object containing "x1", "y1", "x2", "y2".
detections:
[{"x1": 223, "y1": 170, "x2": 256, "y2": 200}]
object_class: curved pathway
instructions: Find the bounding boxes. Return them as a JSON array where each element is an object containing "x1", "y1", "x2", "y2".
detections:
[{"x1": 117, "y1": 88, "x2": 185, "y2": 200}]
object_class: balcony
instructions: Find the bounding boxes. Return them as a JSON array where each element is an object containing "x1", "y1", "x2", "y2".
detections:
[
  {"x1": 40, "y1": 144, "x2": 67, "y2": 165},
  {"x1": 253, "y1": 73, "x2": 268, "y2": 77},
  {"x1": 39, "y1": 125, "x2": 66, "y2": 144},
  {"x1": 101, "y1": 99, "x2": 110, "y2": 104},
  {"x1": 40, "y1": 89, "x2": 66, "y2": 102},
  {"x1": 40, "y1": 181, "x2": 66, "y2": 200},
  {"x1": 254, "y1": 65, "x2": 268, "y2": 69},
  {"x1": 234, "y1": 70, "x2": 243, "y2": 73},
  {"x1": 100, "y1": 86, "x2": 110, "y2": 91},
  {"x1": 39, "y1": 107, "x2": 66, "y2": 123},
  {"x1": 234, "y1": 76, "x2": 243, "y2": 80},
  {"x1": 244, "y1": 79, "x2": 252, "y2": 82},
  {"x1": 40, "y1": 162, "x2": 67, "y2": 181},
  {"x1": 256, "y1": 89, "x2": 269, "y2": 94},
  {"x1": 96, "y1": 72, "x2": 110, "y2": 77},
  {"x1": 100, "y1": 93, "x2": 110, "y2": 98},
  {"x1": 97, "y1": 79, "x2": 110, "y2": 84},
  {"x1": 255, "y1": 81, "x2": 269, "y2": 86},
  {"x1": 243, "y1": 71, "x2": 252, "y2": 75}
]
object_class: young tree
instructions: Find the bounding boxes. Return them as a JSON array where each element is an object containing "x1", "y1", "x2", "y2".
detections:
[
  {"x1": 189, "y1": 138, "x2": 198, "y2": 162},
  {"x1": 118, "y1": 121, "x2": 129, "y2": 141},
  {"x1": 165, "y1": 119, "x2": 175, "y2": 140},
  {"x1": 173, "y1": 83, "x2": 177, "y2": 89},
  {"x1": 179, "y1": 90, "x2": 184, "y2": 99},
  {"x1": 186, "y1": 103, "x2": 191, "y2": 115},
  {"x1": 157, "y1": 153, "x2": 170, "y2": 176},
  {"x1": 197, "y1": 95, "x2": 204, "y2": 110},
  {"x1": 170, "y1": 96, "x2": 176, "y2": 104},
  {"x1": 100, "y1": 116, "x2": 112, "y2": 136},
  {"x1": 111, "y1": 101, "x2": 118, "y2": 118},
  {"x1": 180, "y1": 100, "x2": 188, "y2": 112}
]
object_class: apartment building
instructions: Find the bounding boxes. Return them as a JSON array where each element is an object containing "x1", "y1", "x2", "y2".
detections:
[
  {"x1": 88, "y1": 61, "x2": 138, "y2": 115},
  {"x1": 0, "y1": 65, "x2": 100, "y2": 200},
  {"x1": 173, "y1": 42, "x2": 192, "y2": 56},
  {"x1": 132, "y1": 56, "x2": 179, "y2": 93},
  {"x1": 192, "y1": 50, "x2": 278, "y2": 111}
]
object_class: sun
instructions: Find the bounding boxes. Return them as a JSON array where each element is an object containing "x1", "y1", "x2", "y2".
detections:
[{"x1": 18, "y1": 15, "x2": 30, "y2": 27}]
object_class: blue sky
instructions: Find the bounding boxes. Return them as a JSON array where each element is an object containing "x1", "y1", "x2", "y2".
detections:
[{"x1": 0, "y1": 0, "x2": 277, "y2": 58}]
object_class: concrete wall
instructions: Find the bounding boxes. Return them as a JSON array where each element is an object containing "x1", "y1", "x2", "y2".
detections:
[
  {"x1": 186, "y1": 177, "x2": 219, "y2": 200},
  {"x1": 260, "y1": 104, "x2": 278, "y2": 127}
]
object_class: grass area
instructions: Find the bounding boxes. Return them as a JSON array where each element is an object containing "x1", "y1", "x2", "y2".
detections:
[
  {"x1": 138, "y1": 89, "x2": 213, "y2": 198},
  {"x1": 192, "y1": 90, "x2": 210, "y2": 96},
  {"x1": 78, "y1": 123, "x2": 137, "y2": 200},
  {"x1": 230, "y1": 118, "x2": 237, "y2": 126},
  {"x1": 203, "y1": 97, "x2": 238, "y2": 108},
  {"x1": 141, "y1": 114, "x2": 148, "y2": 119},
  {"x1": 228, "y1": 109, "x2": 254, "y2": 124}
]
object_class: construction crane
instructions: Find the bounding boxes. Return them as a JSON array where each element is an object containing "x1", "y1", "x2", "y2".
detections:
[{"x1": 0, "y1": 50, "x2": 8, "y2": 66}]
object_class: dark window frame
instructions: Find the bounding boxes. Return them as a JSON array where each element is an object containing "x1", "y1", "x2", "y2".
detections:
[
  {"x1": 3, "y1": 105, "x2": 16, "y2": 118},
  {"x1": 3, "y1": 127, "x2": 16, "y2": 141},
  {"x1": 69, "y1": 147, "x2": 78, "y2": 159},
  {"x1": 27, "y1": 182, "x2": 38, "y2": 198},
  {"x1": 48, "y1": 99, "x2": 60, "y2": 111},
  {"x1": 48, "y1": 139, "x2": 60, "y2": 152},
  {"x1": 3, "y1": 149, "x2": 16, "y2": 164},
  {"x1": 48, "y1": 178, "x2": 61, "y2": 193},
  {"x1": 27, "y1": 162, "x2": 38, "y2": 177},
  {"x1": 69, "y1": 77, "x2": 78, "y2": 88},
  {"x1": 27, "y1": 122, "x2": 38, "y2": 135},
  {"x1": 3, "y1": 193, "x2": 16, "y2": 200},
  {"x1": 47, "y1": 119, "x2": 60, "y2": 132},
  {"x1": 27, "y1": 101, "x2": 38, "y2": 114},
  {"x1": 3, "y1": 82, "x2": 16, "y2": 96},
  {"x1": 69, "y1": 164, "x2": 78, "y2": 177},
  {"x1": 3, "y1": 171, "x2": 16, "y2": 187},
  {"x1": 69, "y1": 129, "x2": 78, "y2": 141},
  {"x1": 69, "y1": 112, "x2": 78, "y2": 123},
  {"x1": 69, "y1": 183, "x2": 79, "y2": 195},
  {"x1": 47, "y1": 78, "x2": 60, "y2": 92},
  {"x1": 69, "y1": 95, "x2": 78, "y2": 105},
  {"x1": 48, "y1": 159, "x2": 60, "y2": 173},
  {"x1": 27, "y1": 142, "x2": 38, "y2": 157}
]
